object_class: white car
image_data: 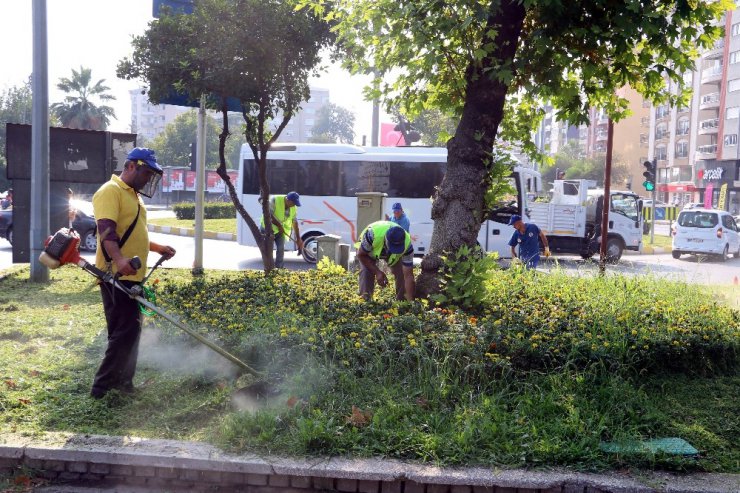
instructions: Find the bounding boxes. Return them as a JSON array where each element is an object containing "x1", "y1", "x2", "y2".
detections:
[{"x1": 672, "y1": 209, "x2": 740, "y2": 261}]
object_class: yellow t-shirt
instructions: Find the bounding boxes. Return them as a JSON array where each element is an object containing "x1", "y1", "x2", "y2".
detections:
[{"x1": 93, "y1": 174, "x2": 149, "y2": 282}]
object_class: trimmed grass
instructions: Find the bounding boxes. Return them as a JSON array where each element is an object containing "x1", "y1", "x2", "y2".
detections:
[
  {"x1": 0, "y1": 265, "x2": 738, "y2": 472},
  {"x1": 643, "y1": 234, "x2": 672, "y2": 249},
  {"x1": 149, "y1": 217, "x2": 237, "y2": 234}
]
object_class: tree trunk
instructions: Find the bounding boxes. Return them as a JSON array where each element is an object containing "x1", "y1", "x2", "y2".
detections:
[
  {"x1": 215, "y1": 106, "x2": 275, "y2": 273},
  {"x1": 415, "y1": 0, "x2": 526, "y2": 298}
]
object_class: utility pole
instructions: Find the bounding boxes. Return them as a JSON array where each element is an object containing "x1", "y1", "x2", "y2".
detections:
[
  {"x1": 30, "y1": 0, "x2": 49, "y2": 282},
  {"x1": 193, "y1": 95, "x2": 207, "y2": 274},
  {"x1": 598, "y1": 118, "x2": 614, "y2": 274}
]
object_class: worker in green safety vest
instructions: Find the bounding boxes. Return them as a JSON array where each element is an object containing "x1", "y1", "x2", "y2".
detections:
[
  {"x1": 355, "y1": 220, "x2": 415, "y2": 301},
  {"x1": 260, "y1": 191, "x2": 303, "y2": 268}
]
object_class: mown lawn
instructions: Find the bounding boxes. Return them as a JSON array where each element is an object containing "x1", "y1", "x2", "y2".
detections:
[
  {"x1": 0, "y1": 263, "x2": 737, "y2": 472},
  {"x1": 148, "y1": 217, "x2": 236, "y2": 234}
]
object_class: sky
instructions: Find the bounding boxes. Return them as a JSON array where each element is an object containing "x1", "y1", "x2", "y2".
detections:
[{"x1": 0, "y1": 0, "x2": 385, "y2": 141}]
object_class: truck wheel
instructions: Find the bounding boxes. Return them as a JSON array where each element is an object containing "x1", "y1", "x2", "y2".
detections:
[
  {"x1": 642, "y1": 222, "x2": 650, "y2": 235},
  {"x1": 580, "y1": 251, "x2": 594, "y2": 260},
  {"x1": 605, "y1": 237, "x2": 623, "y2": 263},
  {"x1": 672, "y1": 250, "x2": 681, "y2": 259}
]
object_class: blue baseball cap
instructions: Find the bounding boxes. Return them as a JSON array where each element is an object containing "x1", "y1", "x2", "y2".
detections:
[
  {"x1": 507, "y1": 214, "x2": 522, "y2": 226},
  {"x1": 385, "y1": 225, "x2": 406, "y2": 254},
  {"x1": 127, "y1": 147, "x2": 162, "y2": 174},
  {"x1": 392, "y1": 202, "x2": 403, "y2": 211},
  {"x1": 286, "y1": 191, "x2": 301, "y2": 206}
]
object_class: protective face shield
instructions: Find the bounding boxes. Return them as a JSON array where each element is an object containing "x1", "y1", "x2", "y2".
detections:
[
  {"x1": 134, "y1": 163, "x2": 162, "y2": 198},
  {"x1": 127, "y1": 148, "x2": 163, "y2": 198}
]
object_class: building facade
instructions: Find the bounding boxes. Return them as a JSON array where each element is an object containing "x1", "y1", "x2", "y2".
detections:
[
  {"x1": 273, "y1": 88, "x2": 331, "y2": 143},
  {"x1": 129, "y1": 89, "x2": 190, "y2": 142},
  {"x1": 535, "y1": 88, "x2": 649, "y2": 193},
  {"x1": 643, "y1": 11, "x2": 740, "y2": 213}
]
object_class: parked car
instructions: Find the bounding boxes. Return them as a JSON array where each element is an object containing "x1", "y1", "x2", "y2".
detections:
[
  {"x1": 69, "y1": 199, "x2": 97, "y2": 251},
  {"x1": 672, "y1": 209, "x2": 740, "y2": 261},
  {"x1": 0, "y1": 200, "x2": 97, "y2": 251},
  {"x1": 0, "y1": 208, "x2": 12, "y2": 245}
]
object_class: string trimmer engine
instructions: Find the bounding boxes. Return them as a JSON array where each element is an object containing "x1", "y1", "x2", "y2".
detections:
[{"x1": 40, "y1": 228, "x2": 83, "y2": 269}]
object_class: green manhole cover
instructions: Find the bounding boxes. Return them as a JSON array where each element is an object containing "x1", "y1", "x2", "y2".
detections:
[{"x1": 600, "y1": 438, "x2": 698, "y2": 456}]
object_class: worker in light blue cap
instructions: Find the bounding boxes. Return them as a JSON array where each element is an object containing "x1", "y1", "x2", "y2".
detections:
[{"x1": 385, "y1": 202, "x2": 410, "y2": 232}]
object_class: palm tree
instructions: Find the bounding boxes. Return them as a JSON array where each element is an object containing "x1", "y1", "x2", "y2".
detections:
[{"x1": 51, "y1": 66, "x2": 116, "y2": 130}]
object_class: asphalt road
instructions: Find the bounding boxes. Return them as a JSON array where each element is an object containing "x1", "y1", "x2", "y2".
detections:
[{"x1": 1, "y1": 230, "x2": 737, "y2": 285}]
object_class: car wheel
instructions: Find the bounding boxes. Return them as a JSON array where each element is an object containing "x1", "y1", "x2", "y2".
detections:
[
  {"x1": 605, "y1": 237, "x2": 623, "y2": 263},
  {"x1": 720, "y1": 244, "x2": 729, "y2": 262},
  {"x1": 580, "y1": 251, "x2": 594, "y2": 260},
  {"x1": 735, "y1": 243, "x2": 740, "y2": 259},
  {"x1": 301, "y1": 236, "x2": 319, "y2": 264},
  {"x1": 81, "y1": 230, "x2": 97, "y2": 251},
  {"x1": 672, "y1": 250, "x2": 681, "y2": 259},
  {"x1": 7, "y1": 227, "x2": 12, "y2": 246}
]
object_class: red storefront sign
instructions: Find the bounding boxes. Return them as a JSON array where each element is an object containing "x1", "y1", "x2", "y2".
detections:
[{"x1": 658, "y1": 184, "x2": 696, "y2": 192}]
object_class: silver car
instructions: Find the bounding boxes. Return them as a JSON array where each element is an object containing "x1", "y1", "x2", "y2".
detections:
[{"x1": 672, "y1": 209, "x2": 740, "y2": 261}]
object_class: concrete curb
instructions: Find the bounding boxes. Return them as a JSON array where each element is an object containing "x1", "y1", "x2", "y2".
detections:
[
  {"x1": 642, "y1": 244, "x2": 671, "y2": 254},
  {"x1": 147, "y1": 224, "x2": 236, "y2": 242},
  {"x1": 1, "y1": 433, "x2": 738, "y2": 492}
]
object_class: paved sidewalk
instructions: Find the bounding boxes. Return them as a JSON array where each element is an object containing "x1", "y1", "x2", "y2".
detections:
[{"x1": 2, "y1": 433, "x2": 738, "y2": 493}]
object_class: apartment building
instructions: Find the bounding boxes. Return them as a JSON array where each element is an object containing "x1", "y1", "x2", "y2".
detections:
[
  {"x1": 643, "y1": 12, "x2": 740, "y2": 213},
  {"x1": 586, "y1": 87, "x2": 650, "y2": 192},
  {"x1": 535, "y1": 88, "x2": 649, "y2": 192},
  {"x1": 129, "y1": 89, "x2": 190, "y2": 142},
  {"x1": 130, "y1": 87, "x2": 332, "y2": 146},
  {"x1": 272, "y1": 87, "x2": 331, "y2": 143}
]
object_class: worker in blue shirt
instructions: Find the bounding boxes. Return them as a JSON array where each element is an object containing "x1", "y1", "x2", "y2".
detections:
[
  {"x1": 508, "y1": 214, "x2": 550, "y2": 269},
  {"x1": 385, "y1": 202, "x2": 410, "y2": 232}
]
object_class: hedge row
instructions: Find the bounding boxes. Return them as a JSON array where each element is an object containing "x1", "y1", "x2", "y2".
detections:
[{"x1": 172, "y1": 202, "x2": 236, "y2": 220}]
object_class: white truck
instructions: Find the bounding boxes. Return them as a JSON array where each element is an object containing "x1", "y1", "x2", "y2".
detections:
[{"x1": 527, "y1": 180, "x2": 643, "y2": 261}]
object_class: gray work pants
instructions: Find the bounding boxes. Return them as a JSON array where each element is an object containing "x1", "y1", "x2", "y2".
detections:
[{"x1": 359, "y1": 259, "x2": 406, "y2": 301}]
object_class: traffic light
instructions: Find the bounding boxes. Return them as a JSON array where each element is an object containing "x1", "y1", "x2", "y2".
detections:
[
  {"x1": 642, "y1": 159, "x2": 656, "y2": 191},
  {"x1": 189, "y1": 141, "x2": 197, "y2": 171}
]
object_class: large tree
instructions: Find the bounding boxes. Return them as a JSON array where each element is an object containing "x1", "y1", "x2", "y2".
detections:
[
  {"x1": 412, "y1": 109, "x2": 458, "y2": 147},
  {"x1": 148, "y1": 110, "x2": 242, "y2": 169},
  {"x1": 118, "y1": 0, "x2": 332, "y2": 272},
  {"x1": 308, "y1": 102, "x2": 356, "y2": 144},
  {"x1": 309, "y1": 0, "x2": 726, "y2": 295},
  {"x1": 0, "y1": 79, "x2": 33, "y2": 191},
  {"x1": 51, "y1": 66, "x2": 116, "y2": 130}
]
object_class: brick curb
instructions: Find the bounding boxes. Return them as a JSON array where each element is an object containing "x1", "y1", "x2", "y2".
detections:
[
  {"x1": 1, "y1": 433, "x2": 738, "y2": 492},
  {"x1": 147, "y1": 224, "x2": 236, "y2": 242}
]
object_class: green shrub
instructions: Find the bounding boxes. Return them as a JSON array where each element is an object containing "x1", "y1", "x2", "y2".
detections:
[
  {"x1": 172, "y1": 202, "x2": 236, "y2": 220},
  {"x1": 433, "y1": 244, "x2": 499, "y2": 311}
]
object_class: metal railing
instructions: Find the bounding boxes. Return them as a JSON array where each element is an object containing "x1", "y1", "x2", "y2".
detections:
[{"x1": 699, "y1": 118, "x2": 719, "y2": 130}]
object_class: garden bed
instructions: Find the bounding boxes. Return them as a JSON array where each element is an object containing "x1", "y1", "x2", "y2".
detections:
[{"x1": 0, "y1": 265, "x2": 737, "y2": 472}]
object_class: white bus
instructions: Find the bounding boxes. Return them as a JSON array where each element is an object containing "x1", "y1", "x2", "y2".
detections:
[{"x1": 237, "y1": 143, "x2": 541, "y2": 262}]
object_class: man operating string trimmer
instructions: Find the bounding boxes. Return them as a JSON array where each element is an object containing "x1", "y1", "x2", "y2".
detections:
[{"x1": 90, "y1": 148, "x2": 176, "y2": 399}]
